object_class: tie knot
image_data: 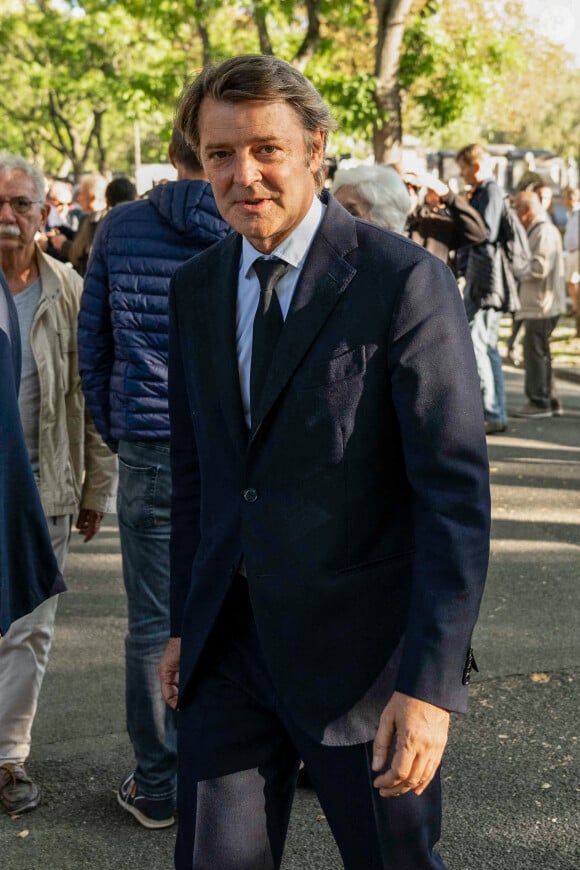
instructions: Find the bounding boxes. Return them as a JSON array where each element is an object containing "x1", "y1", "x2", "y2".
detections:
[{"x1": 253, "y1": 258, "x2": 289, "y2": 295}]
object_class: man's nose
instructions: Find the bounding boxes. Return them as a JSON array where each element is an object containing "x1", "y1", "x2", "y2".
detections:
[
  {"x1": 233, "y1": 152, "x2": 261, "y2": 187},
  {"x1": 0, "y1": 200, "x2": 16, "y2": 218}
]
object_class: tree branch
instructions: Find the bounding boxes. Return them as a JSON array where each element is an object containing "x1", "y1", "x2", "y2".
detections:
[
  {"x1": 373, "y1": 0, "x2": 424, "y2": 163},
  {"x1": 33, "y1": 127, "x2": 70, "y2": 159},
  {"x1": 253, "y1": 2, "x2": 273, "y2": 56},
  {"x1": 80, "y1": 107, "x2": 106, "y2": 171},
  {"x1": 93, "y1": 109, "x2": 108, "y2": 174},
  {"x1": 195, "y1": 0, "x2": 212, "y2": 65},
  {"x1": 293, "y1": 0, "x2": 322, "y2": 72},
  {"x1": 48, "y1": 90, "x2": 76, "y2": 158}
]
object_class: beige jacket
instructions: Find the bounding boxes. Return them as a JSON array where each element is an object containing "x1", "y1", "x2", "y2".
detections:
[
  {"x1": 32, "y1": 246, "x2": 117, "y2": 516},
  {"x1": 515, "y1": 214, "x2": 566, "y2": 321}
]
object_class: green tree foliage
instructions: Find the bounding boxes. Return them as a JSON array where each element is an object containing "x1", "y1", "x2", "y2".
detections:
[
  {"x1": 0, "y1": 1, "x2": 182, "y2": 178},
  {"x1": 0, "y1": 0, "x2": 577, "y2": 179},
  {"x1": 401, "y1": 2, "x2": 506, "y2": 131},
  {"x1": 401, "y1": 0, "x2": 580, "y2": 156}
]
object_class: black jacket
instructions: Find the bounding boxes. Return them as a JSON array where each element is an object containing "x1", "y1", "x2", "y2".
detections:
[{"x1": 407, "y1": 191, "x2": 487, "y2": 266}]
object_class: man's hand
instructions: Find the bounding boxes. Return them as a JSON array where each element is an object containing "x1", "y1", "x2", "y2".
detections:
[
  {"x1": 372, "y1": 691, "x2": 450, "y2": 797},
  {"x1": 160, "y1": 637, "x2": 181, "y2": 710},
  {"x1": 75, "y1": 509, "x2": 103, "y2": 542}
]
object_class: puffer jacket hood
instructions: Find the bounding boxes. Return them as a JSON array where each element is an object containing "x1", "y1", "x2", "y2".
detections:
[
  {"x1": 148, "y1": 179, "x2": 227, "y2": 242},
  {"x1": 79, "y1": 179, "x2": 231, "y2": 449}
]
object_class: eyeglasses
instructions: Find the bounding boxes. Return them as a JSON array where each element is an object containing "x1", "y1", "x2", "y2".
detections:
[{"x1": 0, "y1": 196, "x2": 43, "y2": 214}]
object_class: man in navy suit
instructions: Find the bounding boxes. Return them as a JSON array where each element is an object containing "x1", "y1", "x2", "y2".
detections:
[{"x1": 160, "y1": 55, "x2": 490, "y2": 869}]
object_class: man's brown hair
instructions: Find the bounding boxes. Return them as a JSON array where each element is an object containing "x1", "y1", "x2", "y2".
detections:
[
  {"x1": 169, "y1": 127, "x2": 203, "y2": 174},
  {"x1": 175, "y1": 54, "x2": 337, "y2": 191},
  {"x1": 456, "y1": 143, "x2": 490, "y2": 166}
]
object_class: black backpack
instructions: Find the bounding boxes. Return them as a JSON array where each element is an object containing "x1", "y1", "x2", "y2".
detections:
[{"x1": 497, "y1": 198, "x2": 532, "y2": 281}]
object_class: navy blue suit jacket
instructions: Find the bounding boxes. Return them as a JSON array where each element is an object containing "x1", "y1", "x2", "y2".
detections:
[
  {"x1": 168, "y1": 193, "x2": 490, "y2": 740},
  {"x1": 0, "y1": 268, "x2": 64, "y2": 634}
]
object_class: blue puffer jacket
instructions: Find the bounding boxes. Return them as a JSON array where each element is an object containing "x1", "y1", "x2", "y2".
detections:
[{"x1": 79, "y1": 180, "x2": 230, "y2": 450}]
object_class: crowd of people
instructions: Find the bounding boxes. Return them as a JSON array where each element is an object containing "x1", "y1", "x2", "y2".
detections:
[
  {"x1": 332, "y1": 147, "x2": 576, "y2": 431},
  {"x1": 0, "y1": 52, "x2": 578, "y2": 869}
]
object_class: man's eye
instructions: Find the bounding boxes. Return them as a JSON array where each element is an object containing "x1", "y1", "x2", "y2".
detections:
[
  {"x1": 260, "y1": 145, "x2": 277, "y2": 155},
  {"x1": 208, "y1": 151, "x2": 229, "y2": 161}
]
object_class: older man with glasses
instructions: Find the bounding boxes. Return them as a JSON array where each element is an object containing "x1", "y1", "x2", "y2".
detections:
[
  {"x1": 0, "y1": 152, "x2": 117, "y2": 816},
  {"x1": 37, "y1": 180, "x2": 81, "y2": 262},
  {"x1": 49, "y1": 173, "x2": 108, "y2": 275}
]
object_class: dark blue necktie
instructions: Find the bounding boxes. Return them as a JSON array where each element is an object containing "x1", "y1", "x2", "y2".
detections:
[{"x1": 250, "y1": 257, "x2": 288, "y2": 424}]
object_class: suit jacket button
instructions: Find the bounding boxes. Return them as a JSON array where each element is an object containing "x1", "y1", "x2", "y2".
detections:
[{"x1": 242, "y1": 488, "x2": 258, "y2": 503}]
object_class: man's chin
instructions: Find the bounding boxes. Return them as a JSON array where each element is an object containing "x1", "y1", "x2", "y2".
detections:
[
  {"x1": 227, "y1": 214, "x2": 271, "y2": 245},
  {"x1": 244, "y1": 226, "x2": 288, "y2": 254}
]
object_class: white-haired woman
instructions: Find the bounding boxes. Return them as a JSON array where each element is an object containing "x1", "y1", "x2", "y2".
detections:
[{"x1": 331, "y1": 164, "x2": 411, "y2": 234}]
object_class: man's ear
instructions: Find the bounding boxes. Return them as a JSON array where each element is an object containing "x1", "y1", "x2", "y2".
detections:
[
  {"x1": 309, "y1": 129, "x2": 325, "y2": 174},
  {"x1": 39, "y1": 202, "x2": 50, "y2": 228}
]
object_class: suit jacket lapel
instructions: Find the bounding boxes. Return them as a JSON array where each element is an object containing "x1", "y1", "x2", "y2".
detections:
[
  {"x1": 250, "y1": 194, "x2": 358, "y2": 440},
  {"x1": 204, "y1": 233, "x2": 249, "y2": 454}
]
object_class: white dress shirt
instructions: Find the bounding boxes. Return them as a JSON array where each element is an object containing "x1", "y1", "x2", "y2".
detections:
[{"x1": 236, "y1": 195, "x2": 325, "y2": 428}]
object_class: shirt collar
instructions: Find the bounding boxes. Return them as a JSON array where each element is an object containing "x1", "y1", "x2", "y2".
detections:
[{"x1": 241, "y1": 195, "x2": 325, "y2": 279}]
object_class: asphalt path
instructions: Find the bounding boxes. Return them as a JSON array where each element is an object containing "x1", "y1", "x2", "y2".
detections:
[{"x1": 1, "y1": 366, "x2": 579, "y2": 869}]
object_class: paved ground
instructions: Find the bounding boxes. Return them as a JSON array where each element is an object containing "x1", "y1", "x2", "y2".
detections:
[{"x1": 1, "y1": 364, "x2": 579, "y2": 869}]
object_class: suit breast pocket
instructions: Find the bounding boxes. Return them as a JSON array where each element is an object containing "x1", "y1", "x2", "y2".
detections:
[
  {"x1": 289, "y1": 346, "x2": 367, "y2": 473},
  {"x1": 294, "y1": 345, "x2": 366, "y2": 391}
]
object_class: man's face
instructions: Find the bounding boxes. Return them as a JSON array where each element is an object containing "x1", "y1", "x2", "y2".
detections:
[
  {"x1": 334, "y1": 185, "x2": 372, "y2": 221},
  {"x1": 514, "y1": 196, "x2": 532, "y2": 229},
  {"x1": 424, "y1": 189, "x2": 442, "y2": 208},
  {"x1": 0, "y1": 170, "x2": 47, "y2": 255},
  {"x1": 47, "y1": 183, "x2": 72, "y2": 216},
  {"x1": 457, "y1": 158, "x2": 478, "y2": 189},
  {"x1": 77, "y1": 180, "x2": 95, "y2": 214},
  {"x1": 198, "y1": 98, "x2": 324, "y2": 254}
]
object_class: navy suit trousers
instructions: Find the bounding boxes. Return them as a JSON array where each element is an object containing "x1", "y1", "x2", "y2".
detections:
[{"x1": 174, "y1": 577, "x2": 446, "y2": 870}]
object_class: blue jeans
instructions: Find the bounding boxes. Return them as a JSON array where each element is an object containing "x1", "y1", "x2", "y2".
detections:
[
  {"x1": 117, "y1": 440, "x2": 176, "y2": 802},
  {"x1": 464, "y1": 297, "x2": 507, "y2": 424}
]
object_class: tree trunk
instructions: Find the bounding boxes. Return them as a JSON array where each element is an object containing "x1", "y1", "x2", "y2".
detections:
[
  {"x1": 93, "y1": 108, "x2": 108, "y2": 176},
  {"x1": 195, "y1": 0, "x2": 212, "y2": 66},
  {"x1": 253, "y1": 3, "x2": 274, "y2": 55},
  {"x1": 293, "y1": 0, "x2": 322, "y2": 72},
  {"x1": 373, "y1": 0, "x2": 417, "y2": 165},
  {"x1": 252, "y1": 0, "x2": 321, "y2": 70}
]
